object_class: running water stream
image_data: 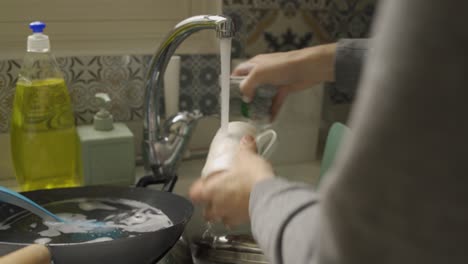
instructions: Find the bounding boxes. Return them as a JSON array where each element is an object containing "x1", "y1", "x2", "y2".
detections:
[
  {"x1": 203, "y1": 37, "x2": 232, "y2": 240},
  {"x1": 219, "y1": 38, "x2": 232, "y2": 134}
]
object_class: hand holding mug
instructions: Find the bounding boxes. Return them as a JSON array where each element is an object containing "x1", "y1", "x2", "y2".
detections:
[
  {"x1": 190, "y1": 121, "x2": 277, "y2": 226},
  {"x1": 201, "y1": 121, "x2": 277, "y2": 178}
]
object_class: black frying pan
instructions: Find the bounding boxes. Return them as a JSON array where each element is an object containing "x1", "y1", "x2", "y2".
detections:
[{"x1": 0, "y1": 185, "x2": 193, "y2": 264}]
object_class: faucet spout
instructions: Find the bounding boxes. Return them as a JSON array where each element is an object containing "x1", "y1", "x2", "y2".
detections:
[{"x1": 143, "y1": 15, "x2": 235, "y2": 178}]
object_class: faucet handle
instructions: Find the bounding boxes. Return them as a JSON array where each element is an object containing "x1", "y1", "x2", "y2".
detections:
[
  {"x1": 171, "y1": 110, "x2": 203, "y2": 123},
  {"x1": 164, "y1": 110, "x2": 203, "y2": 136}
]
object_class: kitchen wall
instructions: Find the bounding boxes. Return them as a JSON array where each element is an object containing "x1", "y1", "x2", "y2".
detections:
[
  {"x1": 0, "y1": 0, "x2": 376, "y2": 180},
  {"x1": 223, "y1": 0, "x2": 377, "y2": 156},
  {"x1": 0, "y1": 0, "x2": 222, "y2": 59}
]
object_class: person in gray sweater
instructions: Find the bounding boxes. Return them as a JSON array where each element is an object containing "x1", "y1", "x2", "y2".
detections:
[{"x1": 190, "y1": 0, "x2": 468, "y2": 263}]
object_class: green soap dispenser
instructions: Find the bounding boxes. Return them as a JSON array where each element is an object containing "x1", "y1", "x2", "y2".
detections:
[{"x1": 77, "y1": 93, "x2": 135, "y2": 186}]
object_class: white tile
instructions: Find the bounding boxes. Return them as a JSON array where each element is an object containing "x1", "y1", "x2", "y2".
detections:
[{"x1": 269, "y1": 85, "x2": 324, "y2": 164}]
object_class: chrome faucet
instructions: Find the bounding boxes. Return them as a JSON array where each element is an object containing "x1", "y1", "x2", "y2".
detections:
[{"x1": 142, "y1": 15, "x2": 235, "y2": 181}]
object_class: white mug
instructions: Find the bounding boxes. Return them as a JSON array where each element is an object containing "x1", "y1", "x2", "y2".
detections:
[{"x1": 201, "y1": 121, "x2": 277, "y2": 178}]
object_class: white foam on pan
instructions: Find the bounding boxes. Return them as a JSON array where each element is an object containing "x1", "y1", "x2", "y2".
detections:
[
  {"x1": 4, "y1": 198, "x2": 174, "y2": 244},
  {"x1": 112, "y1": 208, "x2": 173, "y2": 233},
  {"x1": 77, "y1": 237, "x2": 114, "y2": 244},
  {"x1": 78, "y1": 201, "x2": 117, "y2": 211},
  {"x1": 39, "y1": 228, "x2": 61, "y2": 237},
  {"x1": 34, "y1": 237, "x2": 52, "y2": 244},
  {"x1": 36, "y1": 199, "x2": 173, "y2": 239},
  {"x1": 39, "y1": 213, "x2": 97, "y2": 237},
  {"x1": 105, "y1": 199, "x2": 173, "y2": 233}
]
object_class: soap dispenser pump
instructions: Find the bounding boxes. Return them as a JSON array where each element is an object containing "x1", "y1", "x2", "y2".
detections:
[
  {"x1": 77, "y1": 93, "x2": 135, "y2": 186},
  {"x1": 94, "y1": 93, "x2": 113, "y2": 131}
]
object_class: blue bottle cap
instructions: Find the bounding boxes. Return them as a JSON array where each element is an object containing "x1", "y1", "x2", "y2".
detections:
[{"x1": 29, "y1": 21, "x2": 46, "y2": 33}]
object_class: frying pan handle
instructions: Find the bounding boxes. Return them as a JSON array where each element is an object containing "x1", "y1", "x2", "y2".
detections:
[
  {"x1": 136, "y1": 175, "x2": 178, "y2": 192},
  {"x1": 136, "y1": 165, "x2": 178, "y2": 192}
]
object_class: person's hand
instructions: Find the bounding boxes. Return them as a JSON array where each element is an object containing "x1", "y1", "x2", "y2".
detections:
[
  {"x1": 0, "y1": 244, "x2": 51, "y2": 264},
  {"x1": 232, "y1": 43, "x2": 337, "y2": 119},
  {"x1": 189, "y1": 135, "x2": 274, "y2": 227}
]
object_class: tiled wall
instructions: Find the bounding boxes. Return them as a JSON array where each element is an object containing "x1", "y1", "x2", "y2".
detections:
[
  {"x1": 224, "y1": 0, "x2": 376, "y2": 102},
  {"x1": 0, "y1": 0, "x2": 376, "y2": 133},
  {"x1": 225, "y1": 0, "x2": 375, "y2": 55},
  {"x1": 0, "y1": 55, "x2": 221, "y2": 133}
]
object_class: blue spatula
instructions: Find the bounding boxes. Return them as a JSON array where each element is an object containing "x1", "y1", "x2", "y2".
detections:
[
  {"x1": 0, "y1": 186, "x2": 123, "y2": 240},
  {"x1": 0, "y1": 186, "x2": 64, "y2": 222}
]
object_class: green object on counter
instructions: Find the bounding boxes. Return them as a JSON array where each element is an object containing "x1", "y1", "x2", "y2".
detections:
[
  {"x1": 241, "y1": 102, "x2": 250, "y2": 118},
  {"x1": 230, "y1": 76, "x2": 276, "y2": 122},
  {"x1": 318, "y1": 122, "x2": 349, "y2": 188}
]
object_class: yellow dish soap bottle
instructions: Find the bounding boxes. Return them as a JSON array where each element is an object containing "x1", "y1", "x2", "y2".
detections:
[{"x1": 10, "y1": 21, "x2": 80, "y2": 191}]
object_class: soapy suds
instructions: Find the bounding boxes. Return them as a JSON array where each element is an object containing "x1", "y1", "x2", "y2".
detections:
[
  {"x1": 39, "y1": 228, "x2": 60, "y2": 237},
  {"x1": 34, "y1": 237, "x2": 52, "y2": 244},
  {"x1": 0, "y1": 198, "x2": 173, "y2": 245},
  {"x1": 78, "y1": 237, "x2": 114, "y2": 244},
  {"x1": 79, "y1": 201, "x2": 117, "y2": 211},
  {"x1": 39, "y1": 213, "x2": 96, "y2": 237}
]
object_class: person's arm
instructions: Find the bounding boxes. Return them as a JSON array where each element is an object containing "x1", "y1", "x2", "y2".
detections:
[
  {"x1": 0, "y1": 245, "x2": 50, "y2": 264},
  {"x1": 233, "y1": 39, "x2": 370, "y2": 118},
  {"x1": 249, "y1": 178, "x2": 319, "y2": 264},
  {"x1": 233, "y1": 43, "x2": 336, "y2": 118}
]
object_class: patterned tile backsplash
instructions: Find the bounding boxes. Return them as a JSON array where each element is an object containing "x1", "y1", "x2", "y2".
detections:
[
  {"x1": 0, "y1": 0, "x2": 376, "y2": 133},
  {"x1": 0, "y1": 54, "x2": 220, "y2": 133},
  {"x1": 225, "y1": 0, "x2": 375, "y2": 57},
  {"x1": 224, "y1": 0, "x2": 376, "y2": 102}
]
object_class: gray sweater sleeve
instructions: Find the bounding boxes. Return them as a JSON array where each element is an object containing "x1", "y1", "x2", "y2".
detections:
[
  {"x1": 249, "y1": 177, "x2": 319, "y2": 264},
  {"x1": 332, "y1": 38, "x2": 369, "y2": 98}
]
